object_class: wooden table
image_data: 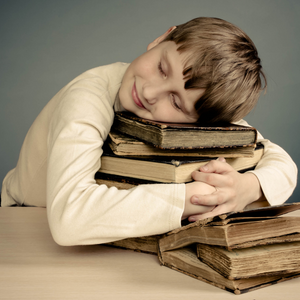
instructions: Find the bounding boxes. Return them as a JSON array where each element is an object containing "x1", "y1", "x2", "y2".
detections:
[{"x1": 0, "y1": 207, "x2": 299, "y2": 300}]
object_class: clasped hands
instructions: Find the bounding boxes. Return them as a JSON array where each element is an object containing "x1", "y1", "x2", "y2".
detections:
[{"x1": 183, "y1": 157, "x2": 263, "y2": 222}]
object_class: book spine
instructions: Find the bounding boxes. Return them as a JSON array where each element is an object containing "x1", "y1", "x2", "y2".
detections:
[{"x1": 114, "y1": 116, "x2": 163, "y2": 146}]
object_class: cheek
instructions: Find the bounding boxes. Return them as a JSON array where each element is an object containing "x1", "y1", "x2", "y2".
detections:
[
  {"x1": 152, "y1": 108, "x2": 178, "y2": 122},
  {"x1": 135, "y1": 54, "x2": 156, "y2": 76},
  {"x1": 135, "y1": 63, "x2": 151, "y2": 78}
]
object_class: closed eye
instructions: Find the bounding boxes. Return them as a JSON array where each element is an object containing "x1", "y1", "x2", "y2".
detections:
[
  {"x1": 171, "y1": 94, "x2": 182, "y2": 111},
  {"x1": 158, "y1": 62, "x2": 167, "y2": 77}
]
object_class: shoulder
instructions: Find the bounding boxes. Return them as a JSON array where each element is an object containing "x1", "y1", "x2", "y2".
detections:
[
  {"x1": 63, "y1": 62, "x2": 129, "y2": 104},
  {"x1": 86, "y1": 62, "x2": 129, "y2": 79},
  {"x1": 233, "y1": 119, "x2": 251, "y2": 127},
  {"x1": 57, "y1": 62, "x2": 129, "y2": 106},
  {"x1": 77, "y1": 62, "x2": 129, "y2": 90},
  {"x1": 49, "y1": 63, "x2": 129, "y2": 133}
]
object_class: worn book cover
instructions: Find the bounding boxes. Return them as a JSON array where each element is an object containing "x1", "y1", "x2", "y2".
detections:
[
  {"x1": 100, "y1": 143, "x2": 264, "y2": 183},
  {"x1": 159, "y1": 246, "x2": 300, "y2": 294},
  {"x1": 95, "y1": 172, "x2": 164, "y2": 189},
  {"x1": 105, "y1": 235, "x2": 162, "y2": 255},
  {"x1": 108, "y1": 129, "x2": 256, "y2": 157},
  {"x1": 112, "y1": 112, "x2": 257, "y2": 149},
  {"x1": 159, "y1": 202, "x2": 300, "y2": 252},
  {"x1": 196, "y1": 241, "x2": 300, "y2": 280}
]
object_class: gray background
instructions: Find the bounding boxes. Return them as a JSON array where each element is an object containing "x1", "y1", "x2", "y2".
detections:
[{"x1": 1, "y1": 0, "x2": 299, "y2": 203}]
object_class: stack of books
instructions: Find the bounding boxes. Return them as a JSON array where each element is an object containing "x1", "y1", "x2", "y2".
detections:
[
  {"x1": 158, "y1": 203, "x2": 300, "y2": 294},
  {"x1": 96, "y1": 112, "x2": 262, "y2": 187},
  {"x1": 107, "y1": 203, "x2": 300, "y2": 295},
  {"x1": 99, "y1": 112, "x2": 300, "y2": 294}
]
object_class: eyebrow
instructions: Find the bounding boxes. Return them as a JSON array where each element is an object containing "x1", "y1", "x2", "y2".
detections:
[{"x1": 164, "y1": 50, "x2": 196, "y2": 118}]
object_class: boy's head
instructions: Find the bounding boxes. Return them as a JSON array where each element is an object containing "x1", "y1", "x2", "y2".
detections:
[
  {"x1": 164, "y1": 17, "x2": 266, "y2": 124},
  {"x1": 119, "y1": 17, "x2": 266, "y2": 124}
]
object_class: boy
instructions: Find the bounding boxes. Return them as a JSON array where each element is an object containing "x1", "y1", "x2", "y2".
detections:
[{"x1": 1, "y1": 17, "x2": 297, "y2": 245}]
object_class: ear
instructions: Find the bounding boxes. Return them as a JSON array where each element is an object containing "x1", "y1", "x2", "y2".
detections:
[{"x1": 147, "y1": 26, "x2": 177, "y2": 51}]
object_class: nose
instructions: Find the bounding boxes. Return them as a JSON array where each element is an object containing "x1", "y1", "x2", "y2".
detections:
[{"x1": 142, "y1": 82, "x2": 166, "y2": 105}]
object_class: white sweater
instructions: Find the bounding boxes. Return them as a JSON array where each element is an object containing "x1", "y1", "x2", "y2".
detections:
[{"x1": 1, "y1": 62, "x2": 297, "y2": 245}]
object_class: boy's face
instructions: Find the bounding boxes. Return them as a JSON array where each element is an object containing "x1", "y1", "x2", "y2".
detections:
[{"x1": 119, "y1": 40, "x2": 204, "y2": 123}]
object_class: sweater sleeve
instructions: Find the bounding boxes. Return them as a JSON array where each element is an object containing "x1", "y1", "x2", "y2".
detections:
[
  {"x1": 235, "y1": 119, "x2": 297, "y2": 206},
  {"x1": 46, "y1": 75, "x2": 185, "y2": 246}
]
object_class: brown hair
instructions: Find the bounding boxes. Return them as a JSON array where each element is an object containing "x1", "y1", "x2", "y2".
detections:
[{"x1": 164, "y1": 17, "x2": 267, "y2": 123}]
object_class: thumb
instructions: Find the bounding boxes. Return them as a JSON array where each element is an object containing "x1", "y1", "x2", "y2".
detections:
[
  {"x1": 216, "y1": 157, "x2": 226, "y2": 163},
  {"x1": 199, "y1": 157, "x2": 231, "y2": 174}
]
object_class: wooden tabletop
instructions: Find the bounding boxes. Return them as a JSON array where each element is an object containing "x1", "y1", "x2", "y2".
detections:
[{"x1": 1, "y1": 207, "x2": 299, "y2": 300}]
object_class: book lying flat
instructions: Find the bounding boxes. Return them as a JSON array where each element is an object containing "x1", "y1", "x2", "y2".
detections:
[
  {"x1": 159, "y1": 246, "x2": 300, "y2": 295},
  {"x1": 112, "y1": 112, "x2": 257, "y2": 149},
  {"x1": 95, "y1": 173, "x2": 140, "y2": 189},
  {"x1": 159, "y1": 202, "x2": 300, "y2": 252},
  {"x1": 100, "y1": 144, "x2": 264, "y2": 183},
  {"x1": 105, "y1": 235, "x2": 161, "y2": 255},
  {"x1": 196, "y1": 241, "x2": 300, "y2": 280},
  {"x1": 95, "y1": 172, "x2": 165, "y2": 189},
  {"x1": 108, "y1": 129, "x2": 256, "y2": 157}
]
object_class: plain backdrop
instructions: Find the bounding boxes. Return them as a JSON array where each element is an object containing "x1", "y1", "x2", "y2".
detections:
[{"x1": 1, "y1": 0, "x2": 299, "y2": 203}]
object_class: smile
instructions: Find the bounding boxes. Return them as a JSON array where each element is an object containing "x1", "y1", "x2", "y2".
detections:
[{"x1": 132, "y1": 82, "x2": 145, "y2": 109}]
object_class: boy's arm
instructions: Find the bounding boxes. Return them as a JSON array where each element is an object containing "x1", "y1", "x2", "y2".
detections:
[
  {"x1": 45, "y1": 66, "x2": 190, "y2": 246},
  {"x1": 186, "y1": 119, "x2": 298, "y2": 221}
]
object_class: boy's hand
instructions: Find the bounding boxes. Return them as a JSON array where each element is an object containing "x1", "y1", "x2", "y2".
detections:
[
  {"x1": 183, "y1": 181, "x2": 216, "y2": 220},
  {"x1": 188, "y1": 158, "x2": 263, "y2": 221}
]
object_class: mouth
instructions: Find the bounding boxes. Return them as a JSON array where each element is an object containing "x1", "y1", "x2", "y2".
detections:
[{"x1": 132, "y1": 82, "x2": 146, "y2": 109}]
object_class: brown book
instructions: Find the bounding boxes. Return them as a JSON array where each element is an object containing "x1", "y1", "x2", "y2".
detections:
[
  {"x1": 105, "y1": 235, "x2": 161, "y2": 255},
  {"x1": 112, "y1": 112, "x2": 257, "y2": 149},
  {"x1": 99, "y1": 143, "x2": 264, "y2": 183},
  {"x1": 95, "y1": 173, "x2": 142, "y2": 189},
  {"x1": 196, "y1": 241, "x2": 300, "y2": 280},
  {"x1": 159, "y1": 203, "x2": 300, "y2": 252},
  {"x1": 95, "y1": 172, "x2": 166, "y2": 190},
  {"x1": 159, "y1": 246, "x2": 300, "y2": 295},
  {"x1": 108, "y1": 129, "x2": 256, "y2": 157}
]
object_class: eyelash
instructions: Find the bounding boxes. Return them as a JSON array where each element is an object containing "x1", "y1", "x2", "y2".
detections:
[
  {"x1": 171, "y1": 94, "x2": 182, "y2": 111},
  {"x1": 158, "y1": 62, "x2": 166, "y2": 77}
]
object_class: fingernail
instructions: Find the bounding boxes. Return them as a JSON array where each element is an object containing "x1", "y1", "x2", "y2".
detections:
[
  {"x1": 189, "y1": 217, "x2": 196, "y2": 222},
  {"x1": 201, "y1": 166, "x2": 208, "y2": 171},
  {"x1": 192, "y1": 196, "x2": 199, "y2": 204}
]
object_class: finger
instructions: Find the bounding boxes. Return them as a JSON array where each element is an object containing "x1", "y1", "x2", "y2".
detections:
[
  {"x1": 217, "y1": 157, "x2": 226, "y2": 163},
  {"x1": 189, "y1": 204, "x2": 226, "y2": 222},
  {"x1": 191, "y1": 192, "x2": 225, "y2": 207},
  {"x1": 192, "y1": 171, "x2": 227, "y2": 188},
  {"x1": 199, "y1": 159, "x2": 233, "y2": 174}
]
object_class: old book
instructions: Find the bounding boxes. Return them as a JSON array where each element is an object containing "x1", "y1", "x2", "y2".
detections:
[
  {"x1": 95, "y1": 172, "x2": 147, "y2": 189},
  {"x1": 196, "y1": 241, "x2": 300, "y2": 280},
  {"x1": 99, "y1": 143, "x2": 264, "y2": 183},
  {"x1": 112, "y1": 112, "x2": 257, "y2": 149},
  {"x1": 108, "y1": 129, "x2": 256, "y2": 157},
  {"x1": 95, "y1": 177, "x2": 137, "y2": 190},
  {"x1": 159, "y1": 202, "x2": 300, "y2": 252},
  {"x1": 159, "y1": 246, "x2": 300, "y2": 295},
  {"x1": 105, "y1": 235, "x2": 161, "y2": 255}
]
